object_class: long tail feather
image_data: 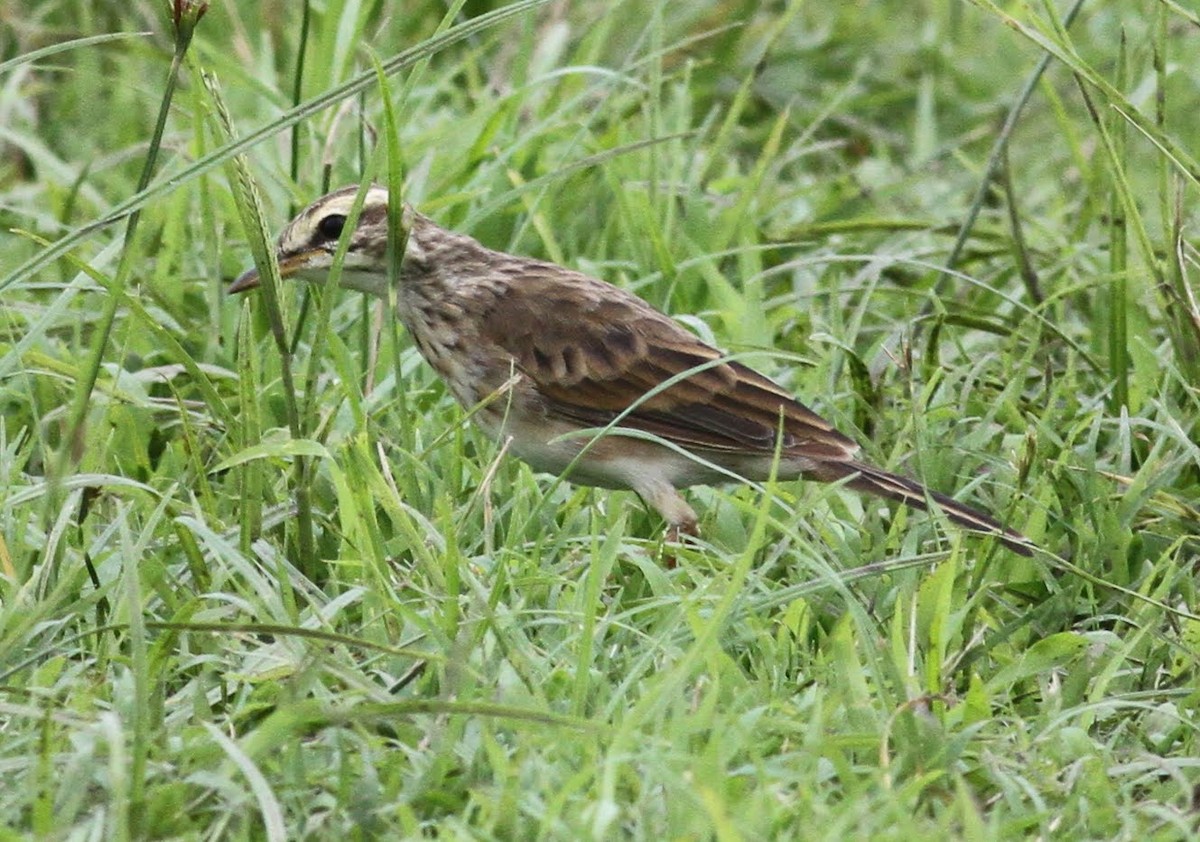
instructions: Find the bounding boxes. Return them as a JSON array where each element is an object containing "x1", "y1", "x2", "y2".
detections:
[{"x1": 834, "y1": 461, "x2": 1035, "y2": 556}]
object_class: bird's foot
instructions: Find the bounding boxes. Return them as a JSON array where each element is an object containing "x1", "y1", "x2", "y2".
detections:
[{"x1": 660, "y1": 517, "x2": 699, "y2": 568}]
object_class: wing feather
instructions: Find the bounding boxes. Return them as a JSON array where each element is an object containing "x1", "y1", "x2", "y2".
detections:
[{"x1": 478, "y1": 267, "x2": 858, "y2": 458}]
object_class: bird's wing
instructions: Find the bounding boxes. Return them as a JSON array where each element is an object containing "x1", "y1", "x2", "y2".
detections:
[{"x1": 477, "y1": 268, "x2": 859, "y2": 459}]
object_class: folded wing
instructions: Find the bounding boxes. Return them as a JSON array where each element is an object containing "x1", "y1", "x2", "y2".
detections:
[{"x1": 478, "y1": 267, "x2": 859, "y2": 461}]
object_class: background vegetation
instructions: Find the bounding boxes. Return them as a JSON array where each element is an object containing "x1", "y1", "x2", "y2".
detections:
[{"x1": 2, "y1": 0, "x2": 1198, "y2": 837}]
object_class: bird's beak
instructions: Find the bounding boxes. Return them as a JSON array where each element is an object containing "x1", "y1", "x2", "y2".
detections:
[
  {"x1": 227, "y1": 265, "x2": 261, "y2": 294},
  {"x1": 228, "y1": 249, "x2": 324, "y2": 294}
]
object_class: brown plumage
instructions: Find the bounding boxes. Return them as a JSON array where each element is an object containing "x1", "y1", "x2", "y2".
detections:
[{"x1": 231, "y1": 185, "x2": 1034, "y2": 556}]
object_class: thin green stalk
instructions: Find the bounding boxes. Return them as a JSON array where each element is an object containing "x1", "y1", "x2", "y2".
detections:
[
  {"x1": 998, "y1": 149, "x2": 1044, "y2": 305},
  {"x1": 289, "y1": 0, "x2": 313, "y2": 215},
  {"x1": 1108, "y1": 31, "x2": 1129, "y2": 412},
  {"x1": 50, "y1": 3, "x2": 205, "y2": 541},
  {"x1": 373, "y1": 54, "x2": 411, "y2": 453},
  {"x1": 237, "y1": 303, "x2": 265, "y2": 558},
  {"x1": 1075, "y1": 79, "x2": 1161, "y2": 336},
  {"x1": 120, "y1": 511, "x2": 149, "y2": 839},
  {"x1": 1156, "y1": 6, "x2": 1200, "y2": 382}
]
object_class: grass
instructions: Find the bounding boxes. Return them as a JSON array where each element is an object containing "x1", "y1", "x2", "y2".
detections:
[{"x1": 2, "y1": 0, "x2": 1199, "y2": 838}]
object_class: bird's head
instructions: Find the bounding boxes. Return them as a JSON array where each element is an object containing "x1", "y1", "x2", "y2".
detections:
[{"x1": 229, "y1": 184, "x2": 414, "y2": 297}]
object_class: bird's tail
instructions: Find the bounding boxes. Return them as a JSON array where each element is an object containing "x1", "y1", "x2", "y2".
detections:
[{"x1": 829, "y1": 460, "x2": 1035, "y2": 556}]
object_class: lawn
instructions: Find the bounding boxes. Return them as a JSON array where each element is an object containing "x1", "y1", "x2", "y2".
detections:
[{"x1": 1, "y1": 0, "x2": 1198, "y2": 838}]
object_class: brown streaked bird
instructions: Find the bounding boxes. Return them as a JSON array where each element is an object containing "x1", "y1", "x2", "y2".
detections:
[{"x1": 231, "y1": 185, "x2": 1034, "y2": 556}]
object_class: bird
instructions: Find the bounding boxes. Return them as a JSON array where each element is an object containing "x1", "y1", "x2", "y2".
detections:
[{"x1": 230, "y1": 184, "x2": 1034, "y2": 556}]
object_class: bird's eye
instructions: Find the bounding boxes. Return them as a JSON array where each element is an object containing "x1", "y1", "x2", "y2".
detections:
[{"x1": 316, "y1": 214, "x2": 347, "y2": 241}]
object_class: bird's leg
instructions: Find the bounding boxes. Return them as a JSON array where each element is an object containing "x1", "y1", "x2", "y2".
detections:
[
  {"x1": 664, "y1": 515, "x2": 699, "y2": 544},
  {"x1": 632, "y1": 479, "x2": 698, "y2": 565}
]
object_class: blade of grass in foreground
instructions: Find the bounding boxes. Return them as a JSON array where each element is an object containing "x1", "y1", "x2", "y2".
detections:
[{"x1": 0, "y1": 31, "x2": 148, "y2": 76}]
